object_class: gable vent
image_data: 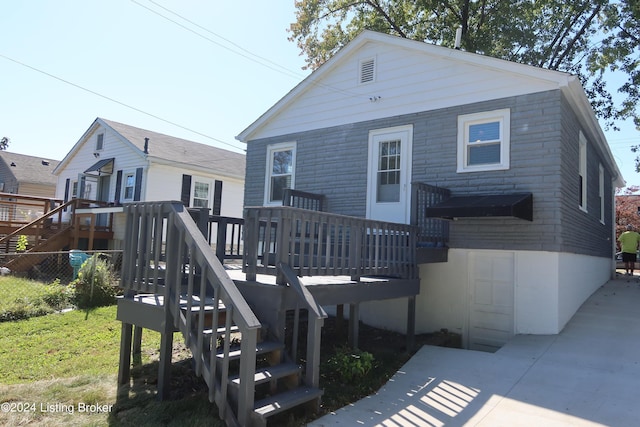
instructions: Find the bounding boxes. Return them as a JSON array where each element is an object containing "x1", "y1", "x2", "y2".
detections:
[{"x1": 359, "y1": 58, "x2": 375, "y2": 84}]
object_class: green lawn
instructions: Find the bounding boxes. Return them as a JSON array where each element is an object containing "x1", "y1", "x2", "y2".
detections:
[
  {"x1": 0, "y1": 305, "x2": 221, "y2": 426},
  {"x1": 1, "y1": 306, "x2": 137, "y2": 383},
  {"x1": 0, "y1": 278, "x2": 456, "y2": 426},
  {"x1": 0, "y1": 275, "x2": 77, "y2": 323}
]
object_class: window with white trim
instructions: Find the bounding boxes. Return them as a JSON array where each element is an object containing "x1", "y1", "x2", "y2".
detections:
[
  {"x1": 457, "y1": 109, "x2": 510, "y2": 172},
  {"x1": 579, "y1": 132, "x2": 587, "y2": 211},
  {"x1": 192, "y1": 179, "x2": 210, "y2": 208},
  {"x1": 96, "y1": 133, "x2": 104, "y2": 151},
  {"x1": 124, "y1": 172, "x2": 135, "y2": 201},
  {"x1": 265, "y1": 142, "x2": 296, "y2": 205},
  {"x1": 598, "y1": 164, "x2": 605, "y2": 223}
]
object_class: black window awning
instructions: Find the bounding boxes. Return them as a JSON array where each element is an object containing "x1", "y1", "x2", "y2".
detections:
[
  {"x1": 84, "y1": 158, "x2": 114, "y2": 176},
  {"x1": 425, "y1": 193, "x2": 533, "y2": 221}
]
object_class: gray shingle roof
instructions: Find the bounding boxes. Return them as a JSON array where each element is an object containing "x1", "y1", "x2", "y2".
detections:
[
  {"x1": 101, "y1": 119, "x2": 245, "y2": 178},
  {"x1": 0, "y1": 151, "x2": 60, "y2": 185}
]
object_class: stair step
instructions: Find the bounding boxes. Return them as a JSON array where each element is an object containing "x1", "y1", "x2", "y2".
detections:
[
  {"x1": 202, "y1": 325, "x2": 240, "y2": 335},
  {"x1": 230, "y1": 363, "x2": 302, "y2": 386},
  {"x1": 253, "y1": 386, "x2": 323, "y2": 419},
  {"x1": 217, "y1": 340, "x2": 283, "y2": 361}
]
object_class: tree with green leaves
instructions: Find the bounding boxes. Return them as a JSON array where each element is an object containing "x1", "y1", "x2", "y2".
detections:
[{"x1": 289, "y1": 0, "x2": 638, "y2": 165}]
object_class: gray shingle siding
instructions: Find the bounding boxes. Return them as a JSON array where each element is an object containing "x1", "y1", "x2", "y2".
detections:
[
  {"x1": 558, "y1": 95, "x2": 613, "y2": 258},
  {"x1": 245, "y1": 89, "x2": 614, "y2": 258}
]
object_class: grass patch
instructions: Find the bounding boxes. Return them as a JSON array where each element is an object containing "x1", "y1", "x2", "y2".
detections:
[
  {"x1": 0, "y1": 276, "x2": 72, "y2": 321},
  {"x1": 0, "y1": 305, "x2": 460, "y2": 426},
  {"x1": 0, "y1": 306, "x2": 166, "y2": 384}
]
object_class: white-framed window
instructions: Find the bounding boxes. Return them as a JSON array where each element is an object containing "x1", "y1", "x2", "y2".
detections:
[
  {"x1": 71, "y1": 180, "x2": 78, "y2": 198},
  {"x1": 599, "y1": 163, "x2": 605, "y2": 224},
  {"x1": 192, "y1": 179, "x2": 210, "y2": 208},
  {"x1": 265, "y1": 142, "x2": 296, "y2": 205},
  {"x1": 123, "y1": 172, "x2": 136, "y2": 201},
  {"x1": 96, "y1": 133, "x2": 104, "y2": 151},
  {"x1": 579, "y1": 131, "x2": 587, "y2": 212},
  {"x1": 359, "y1": 57, "x2": 376, "y2": 84},
  {"x1": 457, "y1": 109, "x2": 510, "y2": 173}
]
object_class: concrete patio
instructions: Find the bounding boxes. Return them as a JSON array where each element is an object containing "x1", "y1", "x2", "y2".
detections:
[{"x1": 309, "y1": 273, "x2": 640, "y2": 426}]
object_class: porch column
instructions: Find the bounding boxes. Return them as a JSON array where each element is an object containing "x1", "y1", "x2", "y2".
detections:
[
  {"x1": 406, "y1": 296, "x2": 416, "y2": 352},
  {"x1": 156, "y1": 308, "x2": 174, "y2": 401},
  {"x1": 117, "y1": 322, "x2": 133, "y2": 385},
  {"x1": 348, "y1": 303, "x2": 360, "y2": 349}
]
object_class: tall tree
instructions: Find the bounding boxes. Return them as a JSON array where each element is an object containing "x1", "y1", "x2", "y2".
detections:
[{"x1": 289, "y1": 0, "x2": 637, "y2": 146}]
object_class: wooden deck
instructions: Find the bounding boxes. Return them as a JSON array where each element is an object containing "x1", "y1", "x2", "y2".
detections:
[{"x1": 226, "y1": 267, "x2": 420, "y2": 306}]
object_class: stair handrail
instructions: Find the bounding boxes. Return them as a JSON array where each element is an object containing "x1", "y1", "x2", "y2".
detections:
[
  {"x1": 277, "y1": 262, "x2": 326, "y2": 389},
  {"x1": 121, "y1": 201, "x2": 261, "y2": 426},
  {"x1": 0, "y1": 198, "x2": 76, "y2": 248}
]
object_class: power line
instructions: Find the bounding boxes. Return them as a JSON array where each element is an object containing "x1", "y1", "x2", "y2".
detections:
[
  {"x1": 0, "y1": 53, "x2": 245, "y2": 152},
  {"x1": 131, "y1": 0, "x2": 303, "y2": 81},
  {"x1": 130, "y1": 0, "x2": 365, "y2": 100},
  {"x1": 147, "y1": 0, "x2": 304, "y2": 80}
]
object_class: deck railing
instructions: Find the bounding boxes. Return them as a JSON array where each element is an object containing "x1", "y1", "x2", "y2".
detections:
[
  {"x1": 0, "y1": 197, "x2": 114, "y2": 253},
  {"x1": 120, "y1": 201, "x2": 261, "y2": 425},
  {"x1": 283, "y1": 189, "x2": 326, "y2": 211},
  {"x1": 412, "y1": 182, "x2": 450, "y2": 247},
  {"x1": 189, "y1": 208, "x2": 244, "y2": 263},
  {"x1": 244, "y1": 206, "x2": 419, "y2": 281}
]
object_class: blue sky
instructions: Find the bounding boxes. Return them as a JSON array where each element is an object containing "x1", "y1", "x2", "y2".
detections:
[{"x1": 1, "y1": 1, "x2": 638, "y2": 188}]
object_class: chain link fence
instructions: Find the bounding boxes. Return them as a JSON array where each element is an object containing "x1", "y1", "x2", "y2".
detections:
[{"x1": 0, "y1": 250, "x2": 122, "y2": 318}]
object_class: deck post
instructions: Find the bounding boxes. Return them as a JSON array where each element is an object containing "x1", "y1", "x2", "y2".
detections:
[
  {"x1": 348, "y1": 303, "x2": 360, "y2": 349},
  {"x1": 244, "y1": 208, "x2": 257, "y2": 281},
  {"x1": 156, "y1": 307, "x2": 174, "y2": 401},
  {"x1": 132, "y1": 326, "x2": 143, "y2": 364},
  {"x1": 406, "y1": 296, "x2": 416, "y2": 352},
  {"x1": 117, "y1": 321, "x2": 133, "y2": 385}
]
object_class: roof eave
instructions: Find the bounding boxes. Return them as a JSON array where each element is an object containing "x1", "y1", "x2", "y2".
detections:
[
  {"x1": 148, "y1": 156, "x2": 245, "y2": 181},
  {"x1": 561, "y1": 79, "x2": 625, "y2": 188}
]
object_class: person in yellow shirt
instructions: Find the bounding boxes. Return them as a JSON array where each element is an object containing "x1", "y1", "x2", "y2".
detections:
[{"x1": 619, "y1": 224, "x2": 640, "y2": 276}]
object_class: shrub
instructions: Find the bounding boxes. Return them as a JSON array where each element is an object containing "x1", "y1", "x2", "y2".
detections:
[
  {"x1": 0, "y1": 297, "x2": 52, "y2": 321},
  {"x1": 41, "y1": 279, "x2": 72, "y2": 310},
  {"x1": 15, "y1": 235, "x2": 28, "y2": 252},
  {"x1": 326, "y1": 346, "x2": 375, "y2": 382},
  {"x1": 70, "y1": 255, "x2": 120, "y2": 309}
]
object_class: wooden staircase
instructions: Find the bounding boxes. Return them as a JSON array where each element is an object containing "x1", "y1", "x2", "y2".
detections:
[
  {"x1": 0, "y1": 197, "x2": 114, "y2": 273},
  {"x1": 117, "y1": 202, "x2": 325, "y2": 427},
  {"x1": 177, "y1": 295, "x2": 323, "y2": 426}
]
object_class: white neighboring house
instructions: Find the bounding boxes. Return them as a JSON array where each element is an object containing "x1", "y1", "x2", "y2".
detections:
[{"x1": 53, "y1": 117, "x2": 246, "y2": 249}]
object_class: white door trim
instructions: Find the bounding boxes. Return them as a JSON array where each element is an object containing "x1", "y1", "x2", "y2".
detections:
[{"x1": 366, "y1": 124, "x2": 413, "y2": 224}]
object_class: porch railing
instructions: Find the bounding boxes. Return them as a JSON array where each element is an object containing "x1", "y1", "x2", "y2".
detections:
[
  {"x1": 411, "y1": 182, "x2": 450, "y2": 247},
  {"x1": 283, "y1": 189, "x2": 326, "y2": 211},
  {"x1": 189, "y1": 208, "x2": 244, "y2": 263},
  {"x1": 120, "y1": 201, "x2": 261, "y2": 425},
  {"x1": 244, "y1": 206, "x2": 419, "y2": 282}
]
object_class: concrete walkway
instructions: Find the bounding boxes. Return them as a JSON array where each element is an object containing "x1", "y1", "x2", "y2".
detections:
[{"x1": 309, "y1": 274, "x2": 640, "y2": 426}]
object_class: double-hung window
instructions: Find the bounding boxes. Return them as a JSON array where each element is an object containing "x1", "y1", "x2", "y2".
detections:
[
  {"x1": 598, "y1": 164, "x2": 605, "y2": 223},
  {"x1": 265, "y1": 142, "x2": 296, "y2": 205},
  {"x1": 457, "y1": 109, "x2": 510, "y2": 172},
  {"x1": 192, "y1": 180, "x2": 210, "y2": 208},
  {"x1": 124, "y1": 173, "x2": 135, "y2": 201},
  {"x1": 579, "y1": 131, "x2": 587, "y2": 211},
  {"x1": 96, "y1": 133, "x2": 104, "y2": 151}
]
